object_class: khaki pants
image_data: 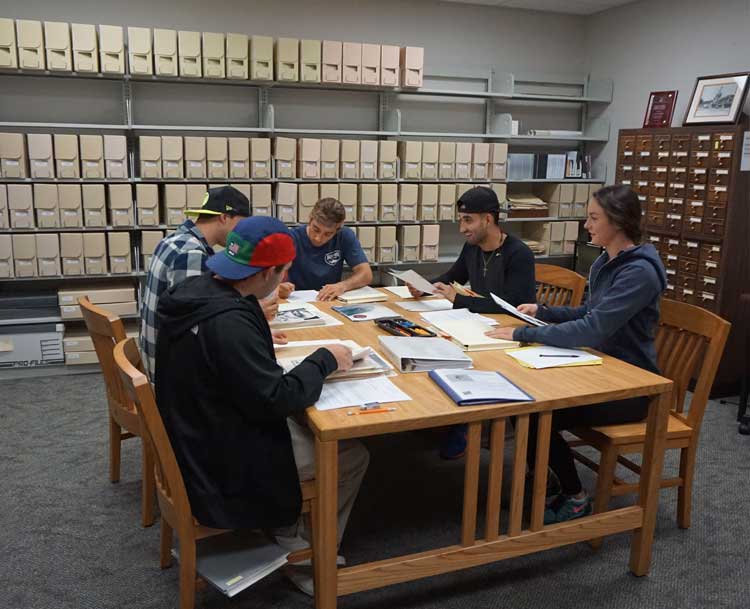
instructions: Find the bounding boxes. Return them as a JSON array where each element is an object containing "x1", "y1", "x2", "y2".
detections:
[{"x1": 273, "y1": 417, "x2": 369, "y2": 553}]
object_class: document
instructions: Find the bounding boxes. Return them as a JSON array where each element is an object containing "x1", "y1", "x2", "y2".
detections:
[
  {"x1": 383, "y1": 285, "x2": 413, "y2": 298},
  {"x1": 276, "y1": 302, "x2": 343, "y2": 327},
  {"x1": 315, "y1": 376, "x2": 411, "y2": 411},
  {"x1": 394, "y1": 299, "x2": 453, "y2": 312},
  {"x1": 332, "y1": 303, "x2": 398, "y2": 322},
  {"x1": 435, "y1": 319, "x2": 518, "y2": 351},
  {"x1": 388, "y1": 269, "x2": 437, "y2": 294},
  {"x1": 429, "y1": 369, "x2": 534, "y2": 405},
  {"x1": 505, "y1": 345, "x2": 602, "y2": 369},
  {"x1": 420, "y1": 308, "x2": 498, "y2": 327},
  {"x1": 490, "y1": 293, "x2": 547, "y2": 327},
  {"x1": 286, "y1": 289, "x2": 319, "y2": 302},
  {"x1": 336, "y1": 286, "x2": 387, "y2": 303}
]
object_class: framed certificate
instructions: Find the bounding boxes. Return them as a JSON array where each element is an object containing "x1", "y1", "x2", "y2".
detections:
[{"x1": 643, "y1": 90, "x2": 678, "y2": 128}]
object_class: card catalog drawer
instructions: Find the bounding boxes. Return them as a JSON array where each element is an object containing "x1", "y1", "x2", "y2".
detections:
[
  {"x1": 707, "y1": 184, "x2": 728, "y2": 204},
  {"x1": 679, "y1": 238, "x2": 700, "y2": 260},
  {"x1": 687, "y1": 183, "x2": 706, "y2": 201},
  {"x1": 691, "y1": 133, "x2": 712, "y2": 152},
  {"x1": 671, "y1": 134, "x2": 690, "y2": 153},
  {"x1": 649, "y1": 181, "x2": 667, "y2": 197},
  {"x1": 648, "y1": 196, "x2": 667, "y2": 214},
  {"x1": 679, "y1": 258, "x2": 699, "y2": 275},
  {"x1": 704, "y1": 204, "x2": 726, "y2": 220},
  {"x1": 665, "y1": 213, "x2": 682, "y2": 233},
  {"x1": 635, "y1": 135, "x2": 653, "y2": 154},
  {"x1": 663, "y1": 237, "x2": 681, "y2": 256},
  {"x1": 702, "y1": 218, "x2": 724, "y2": 238},
  {"x1": 683, "y1": 216, "x2": 703, "y2": 236},
  {"x1": 685, "y1": 200, "x2": 704, "y2": 217},
  {"x1": 699, "y1": 243, "x2": 722, "y2": 265},
  {"x1": 676, "y1": 273, "x2": 697, "y2": 291},
  {"x1": 645, "y1": 210, "x2": 664, "y2": 229},
  {"x1": 689, "y1": 150, "x2": 710, "y2": 169},
  {"x1": 699, "y1": 275, "x2": 719, "y2": 295},
  {"x1": 667, "y1": 197, "x2": 684, "y2": 215},
  {"x1": 699, "y1": 258, "x2": 720, "y2": 279},
  {"x1": 712, "y1": 133, "x2": 734, "y2": 151},
  {"x1": 670, "y1": 150, "x2": 689, "y2": 167},
  {"x1": 710, "y1": 150, "x2": 732, "y2": 169},
  {"x1": 708, "y1": 168, "x2": 730, "y2": 186}
]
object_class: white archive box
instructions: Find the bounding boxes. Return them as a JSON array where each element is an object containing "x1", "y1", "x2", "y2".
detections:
[
  {"x1": 361, "y1": 43, "x2": 380, "y2": 86},
  {"x1": 203, "y1": 32, "x2": 225, "y2": 78},
  {"x1": 251, "y1": 35, "x2": 273, "y2": 81},
  {"x1": 297, "y1": 138, "x2": 321, "y2": 180},
  {"x1": 136, "y1": 183, "x2": 159, "y2": 226},
  {"x1": 400, "y1": 46, "x2": 423, "y2": 88},
  {"x1": 420, "y1": 224, "x2": 440, "y2": 261},
  {"x1": 165, "y1": 184, "x2": 188, "y2": 226},
  {"x1": 12, "y1": 234, "x2": 37, "y2": 277},
  {"x1": 178, "y1": 30, "x2": 201, "y2": 77},
  {"x1": 358, "y1": 183, "x2": 378, "y2": 222},
  {"x1": 319, "y1": 182, "x2": 338, "y2": 201},
  {"x1": 185, "y1": 136, "x2": 207, "y2": 178},
  {"x1": 320, "y1": 139, "x2": 339, "y2": 179},
  {"x1": 455, "y1": 142, "x2": 472, "y2": 180},
  {"x1": 359, "y1": 140, "x2": 378, "y2": 180},
  {"x1": 274, "y1": 137, "x2": 296, "y2": 179},
  {"x1": 300, "y1": 39, "x2": 321, "y2": 83},
  {"x1": 71, "y1": 23, "x2": 98, "y2": 72},
  {"x1": 108, "y1": 184, "x2": 134, "y2": 227},
  {"x1": 0, "y1": 185, "x2": 8, "y2": 230},
  {"x1": 340, "y1": 140, "x2": 360, "y2": 179},
  {"x1": 80, "y1": 134, "x2": 105, "y2": 179},
  {"x1": 36, "y1": 233, "x2": 61, "y2": 277},
  {"x1": 472, "y1": 143, "x2": 490, "y2": 180},
  {"x1": 275, "y1": 182, "x2": 298, "y2": 223},
  {"x1": 59, "y1": 232, "x2": 84, "y2": 275},
  {"x1": 139, "y1": 136, "x2": 162, "y2": 178},
  {"x1": 380, "y1": 44, "x2": 399, "y2": 87},
  {"x1": 54, "y1": 134, "x2": 80, "y2": 179},
  {"x1": 44, "y1": 21, "x2": 71, "y2": 71},
  {"x1": 17, "y1": 20, "x2": 45, "y2": 70},
  {"x1": 0, "y1": 132, "x2": 27, "y2": 178},
  {"x1": 229, "y1": 137, "x2": 250, "y2": 178},
  {"x1": 418, "y1": 183, "x2": 438, "y2": 221},
  {"x1": 61, "y1": 300, "x2": 137, "y2": 320},
  {"x1": 438, "y1": 183, "x2": 456, "y2": 221},
  {"x1": 141, "y1": 230, "x2": 164, "y2": 268},
  {"x1": 321, "y1": 40, "x2": 342, "y2": 84},
  {"x1": 128, "y1": 26, "x2": 153, "y2": 75},
  {"x1": 489, "y1": 143, "x2": 508, "y2": 180},
  {"x1": 378, "y1": 183, "x2": 398, "y2": 222},
  {"x1": 8, "y1": 184, "x2": 34, "y2": 228},
  {"x1": 399, "y1": 183, "x2": 418, "y2": 222},
  {"x1": 0, "y1": 234, "x2": 13, "y2": 278},
  {"x1": 378, "y1": 140, "x2": 398, "y2": 180},
  {"x1": 58, "y1": 183, "x2": 83, "y2": 227},
  {"x1": 154, "y1": 28, "x2": 177, "y2": 76},
  {"x1": 297, "y1": 183, "x2": 319, "y2": 223},
  {"x1": 250, "y1": 138, "x2": 271, "y2": 179},
  {"x1": 83, "y1": 232, "x2": 107, "y2": 275},
  {"x1": 226, "y1": 33, "x2": 248, "y2": 79},
  {"x1": 107, "y1": 232, "x2": 132, "y2": 273},
  {"x1": 99, "y1": 25, "x2": 124, "y2": 74},
  {"x1": 186, "y1": 183, "x2": 206, "y2": 210},
  {"x1": 342, "y1": 42, "x2": 361, "y2": 85},
  {"x1": 27, "y1": 133, "x2": 54, "y2": 179},
  {"x1": 82, "y1": 184, "x2": 106, "y2": 227},
  {"x1": 275, "y1": 37, "x2": 299, "y2": 82},
  {"x1": 104, "y1": 135, "x2": 128, "y2": 178},
  {"x1": 357, "y1": 226, "x2": 376, "y2": 261},
  {"x1": 421, "y1": 141, "x2": 439, "y2": 180},
  {"x1": 162, "y1": 135, "x2": 184, "y2": 179},
  {"x1": 338, "y1": 183, "x2": 357, "y2": 219},
  {"x1": 33, "y1": 183, "x2": 60, "y2": 228},
  {"x1": 439, "y1": 142, "x2": 456, "y2": 180},
  {"x1": 398, "y1": 224, "x2": 421, "y2": 262},
  {"x1": 0, "y1": 18, "x2": 18, "y2": 69},
  {"x1": 376, "y1": 225, "x2": 397, "y2": 263},
  {"x1": 251, "y1": 184, "x2": 272, "y2": 217}
]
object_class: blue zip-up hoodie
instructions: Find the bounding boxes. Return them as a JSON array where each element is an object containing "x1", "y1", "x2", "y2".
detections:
[{"x1": 514, "y1": 243, "x2": 667, "y2": 374}]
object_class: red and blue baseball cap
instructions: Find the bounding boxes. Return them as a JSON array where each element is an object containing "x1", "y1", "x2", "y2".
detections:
[{"x1": 206, "y1": 217, "x2": 296, "y2": 280}]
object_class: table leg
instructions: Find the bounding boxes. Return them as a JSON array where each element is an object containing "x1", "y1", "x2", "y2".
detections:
[
  {"x1": 314, "y1": 437, "x2": 339, "y2": 609},
  {"x1": 629, "y1": 391, "x2": 670, "y2": 576}
]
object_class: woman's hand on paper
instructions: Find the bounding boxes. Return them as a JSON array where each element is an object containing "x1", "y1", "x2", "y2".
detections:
[{"x1": 485, "y1": 326, "x2": 516, "y2": 341}]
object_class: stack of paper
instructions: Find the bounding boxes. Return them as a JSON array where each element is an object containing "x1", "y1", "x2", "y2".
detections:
[
  {"x1": 315, "y1": 376, "x2": 411, "y2": 411},
  {"x1": 336, "y1": 286, "x2": 387, "y2": 304},
  {"x1": 420, "y1": 308, "x2": 499, "y2": 327},
  {"x1": 378, "y1": 336, "x2": 473, "y2": 372},
  {"x1": 269, "y1": 304, "x2": 326, "y2": 329},
  {"x1": 394, "y1": 299, "x2": 453, "y2": 312},
  {"x1": 505, "y1": 346, "x2": 602, "y2": 369}
]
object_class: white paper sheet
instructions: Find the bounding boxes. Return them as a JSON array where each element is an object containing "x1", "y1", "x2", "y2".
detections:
[
  {"x1": 277, "y1": 302, "x2": 343, "y2": 327},
  {"x1": 383, "y1": 285, "x2": 413, "y2": 298},
  {"x1": 490, "y1": 293, "x2": 547, "y2": 327},
  {"x1": 332, "y1": 303, "x2": 398, "y2": 322},
  {"x1": 420, "y1": 308, "x2": 498, "y2": 326},
  {"x1": 394, "y1": 299, "x2": 453, "y2": 312},
  {"x1": 286, "y1": 290, "x2": 319, "y2": 302},
  {"x1": 388, "y1": 269, "x2": 437, "y2": 294},
  {"x1": 315, "y1": 376, "x2": 411, "y2": 411}
]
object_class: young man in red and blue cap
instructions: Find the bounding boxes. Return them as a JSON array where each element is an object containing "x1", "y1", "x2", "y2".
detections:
[{"x1": 155, "y1": 216, "x2": 369, "y2": 596}]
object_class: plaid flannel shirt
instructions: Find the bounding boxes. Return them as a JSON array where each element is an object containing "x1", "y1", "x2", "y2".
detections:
[{"x1": 140, "y1": 220, "x2": 214, "y2": 379}]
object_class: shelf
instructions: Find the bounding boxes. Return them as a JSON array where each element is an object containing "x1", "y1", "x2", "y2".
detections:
[
  {"x1": 505, "y1": 216, "x2": 587, "y2": 223},
  {"x1": 131, "y1": 124, "x2": 272, "y2": 134},
  {"x1": 0, "y1": 363, "x2": 102, "y2": 381},
  {"x1": 0, "y1": 178, "x2": 131, "y2": 184},
  {"x1": 506, "y1": 178, "x2": 602, "y2": 184},
  {"x1": 0, "y1": 68, "x2": 125, "y2": 82},
  {"x1": 1, "y1": 227, "x2": 157, "y2": 233},
  {"x1": 0, "y1": 272, "x2": 145, "y2": 282},
  {"x1": 0, "y1": 121, "x2": 129, "y2": 131}
]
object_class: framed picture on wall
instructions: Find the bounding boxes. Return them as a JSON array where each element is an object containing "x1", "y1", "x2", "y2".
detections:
[{"x1": 684, "y1": 72, "x2": 750, "y2": 125}]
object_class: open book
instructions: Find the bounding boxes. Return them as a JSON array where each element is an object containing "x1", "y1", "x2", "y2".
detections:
[
  {"x1": 277, "y1": 339, "x2": 393, "y2": 379},
  {"x1": 336, "y1": 286, "x2": 387, "y2": 304},
  {"x1": 431, "y1": 319, "x2": 519, "y2": 351}
]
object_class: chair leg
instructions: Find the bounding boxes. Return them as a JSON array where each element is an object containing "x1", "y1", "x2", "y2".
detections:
[
  {"x1": 109, "y1": 415, "x2": 122, "y2": 483},
  {"x1": 677, "y1": 445, "x2": 697, "y2": 529},
  {"x1": 179, "y1": 540, "x2": 197, "y2": 609},
  {"x1": 590, "y1": 444, "x2": 618, "y2": 550},
  {"x1": 160, "y1": 518, "x2": 173, "y2": 569},
  {"x1": 141, "y1": 441, "x2": 156, "y2": 527}
]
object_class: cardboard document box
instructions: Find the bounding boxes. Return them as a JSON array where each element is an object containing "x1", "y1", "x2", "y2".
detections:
[
  {"x1": 489, "y1": 143, "x2": 508, "y2": 180},
  {"x1": 340, "y1": 140, "x2": 360, "y2": 179},
  {"x1": 297, "y1": 183, "x2": 319, "y2": 223},
  {"x1": 276, "y1": 182, "x2": 298, "y2": 223},
  {"x1": 60, "y1": 300, "x2": 136, "y2": 320},
  {"x1": 139, "y1": 136, "x2": 161, "y2": 178},
  {"x1": 251, "y1": 183, "x2": 272, "y2": 217},
  {"x1": 275, "y1": 37, "x2": 298, "y2": 82},
  {"x1": 33, "y1": 183, "x2": 60, "y2": 228},
  {"x1": 128, "y1": 26, "x2": 152, "y2": 75},
  {"x1": 456, "y1": 183, "x2": 473, "y2": 203},
  {"x1": 380, "y1": 44, "x2": 399, "y2": 87},
  {"x1": 342, "y1": 42, "x2": 361, "y2": 85},
  {"x1": 378, "y1": 140, "x2": 397, "y2": 180},
  {"x1": 297, "y1": 138, "x2": 321, "y2": 179},
  {"x1": 320, "y1": 139, "x2": 339, "y2": 179},
  {"x1": 36, "y1": 233, "x2": 61, "y2": 276},
  {"x1": 359, "y1": 140, "x2": 377, "y2": 180},
  {"x1": 377, "y1": 225, "x2": 397, "y2": 263},
  {"x1": 322, "y1": 40, "x2": 342, "y2": 84},
  {"x1": 399, "y1": 140, "x2": 422, "y2": 179},
  {"x1": 226, "y1": 33, "x2": 248, "y2": 79},
  {"x1": 231, "y1": 183, "x2": 250, "y2": 202},
  {"x1": 229, "y1": 137, "x2": 250, "y2": 178},
  {"x1": 65, "y1": 351, "x2": 100, "y2": 365},
  {"x1": 17, "y1": 20, "x2": 45, "y2": 70},
  {"x1": 141, "y1": 230, "x2": 164, "y2": 268},
  {"x1": 420, "y1": 224, "x2": 440, "y2": 261},
  {"x1": 399, "y1": 183, "x2": 418, "y2": 221},
  {"x1": 439, "y1": 142, "x2": 456, "y2": 180},
  {"x1": 59, "y1": 232, "x2": 83, "y2": 275},
  {"x1": 419, "y1": 183, "x2": 438, "y2": 221},
  {"x1": 338, "y1": 183, "x2": 357, "y2": 219},
  {"x1": 400, "y1": 46, "x2": 423, "y2": 88},
  {"x1": 490, "y1": 182, "x2": 507, "y2": 204},
  {"x1": 0, "y1": 234, "x2": 13, "y2": 278},
  {"x1": 108, "y1": 184, "x2": 134, "y2": 227},
  {"x1": 44, "y1": 21, "x2": 71, "y2": 71},
  {"x1": 107, "y1": 232, "x2": 132, "y2": 273},
  {"x1": 161, "y1": 135, "x2": 184, "y2": 179},
  {"x1": 548, "y1": 222, "x2": 566, "y2": 255},
  {"x1": 54, "y1": 134, "x2": 80, "y2": 179},
  {"x1": 422, "y1": 141, "x2": 439, "y2": 179},
  {"x1": 58, "y1": 183, "x2": 83, "y2": 227},
  {"x1": 99, "y1": 25, "x2": 124, "y2": 74},
  {"x1": 185, "y1": 136, "x2": 207, "y2": 179},
  {"x1": 8, "y1": 184, "x2": 34, "y2": 228},
  {"x1": 83, "y1": 232, "x2": 107, "y2": 274},
  {"x1": 27, "y1": 133, "x2": 54, "y2": 178},
  {"x1": 250, "y1": 35, "x2": 273, "y2": 80},
  {"x1": 573, "y1": 183, "x2": 589, "y2": 204},
  {"x1": 13, "y1": 234, "x2": 37, "y2": 277},
  {"x1": 439, "y1": 183, "x2": 456, "y2": 221},
  {"x1": 361, "y1": 43, "x2": 380, "y2": 86},
  {"x1": 455, "y1": 142, "x2": 472, "y2": 180},
  {"x1": 104, "y1": 135, "x2": 128, "y2": 178},
  {"x1": 472, "y1": 143, "x2": 490, "y2": 180},
  {"x1": 398, "y1": 225, "x2": 420, "y2": 262},
  {"x1": 136, "y1": 183, "x2": 159, "y2": 226},
  {"x1": 274, "y1": 137, "x2": 296, "y2": 179},
  {"x1": 0, "y1": 185, "x2": 8, "y2": 230},
  {"x1": 357, "y1": 226, "x2": 376, "y2": 261},
  {"x1": 71, "y1": 23, "x2": 97, "y2": 72},
  {"x1": 165, "y1": 184, "x2": 188, "y2": 226},
  {"x1": 82, "y1": 184, "x2": 106, "y2": 227},
  {"x1": 178, "y1": 30, "x2": 201, "y2": 77},
  {"x1": 358, "y1": 183, "x2": 378, "y2": 222},
  {"x1": 79, "y1": 134, "x2": 104, "y2": 179},
  {"x1": 319, "y1": 183, "x2": 338, "y2": 201},
  {"x1": 250, "y1": 138, "x2": 271, "y2": 178},
  {"x1": 0, "y1": 18, "x2": 18, "y2": 69},
  {"x1": 564, "y1": 221, "x2": 579, "y2": 254},
  {"x1": 0, "y1": 132, "x2": 27, "y2": 178},
  {"x1": 379, "y1": 183, "x2": 398, "y2": 222},
  {"x1": 202, "y1": 32, "x2": 225, "y2": 78},
  {"x1": 153, "y1": 28, "x2": 177, "y2": 76},
  {"x1": 300, "y1": 39, "x2": 321, "y2": 83}
]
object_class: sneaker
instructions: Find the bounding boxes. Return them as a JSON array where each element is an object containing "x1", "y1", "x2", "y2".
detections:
[
  {"x1": 523, "y1": 468, "x2": 562, "y2": 508},
  {"x1": 439, "y1": 424, "x2": 468, "y2": 459},
  {"x1": 543, "y1": 493, "x2": 592, "y2": 525},
  {"x1": 284, "y1": 556, "x2": 346, "y2": 597}
]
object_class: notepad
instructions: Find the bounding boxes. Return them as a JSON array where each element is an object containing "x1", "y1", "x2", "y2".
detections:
[
  {"x1": 433, "y1": 319, "x2": 519, "y2": 351},
  {"x1": 394, "y1": 298, "x2": 453, "y2": 312},
  {"x1": 505, "y1": 345, "x2": 602, "y2": 369},
  {"x1": 429, "y1": 368, "x2": 534, "y2": 406},
  {"x1": 336, "y1": 286, "x2": 387, "y2": 303}
]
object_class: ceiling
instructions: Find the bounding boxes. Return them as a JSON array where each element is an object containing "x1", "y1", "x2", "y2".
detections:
[{"x1": 442, "y1": 0, "x2": 638, "y2": 15}]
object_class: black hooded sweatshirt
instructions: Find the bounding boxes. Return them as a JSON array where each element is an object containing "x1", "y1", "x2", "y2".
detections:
[{"x1": 155, "y1": 272, "x2": 337, "y2": 530}]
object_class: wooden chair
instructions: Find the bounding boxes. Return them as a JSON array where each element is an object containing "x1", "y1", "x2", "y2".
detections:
[
  {"x1": 535, "y1": 263, "x2": 586, "y2": 307},
  {"x1": 113, "y1": 337, "x2": 315, "y2": 609},
  {"x1": 569, "y1": 298, "x2": 731, "y2": 544},
  {"x1": 78, "y1": 296, "x2": 155, "y2": 527}
]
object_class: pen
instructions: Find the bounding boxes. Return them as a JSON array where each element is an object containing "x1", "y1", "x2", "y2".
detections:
[
  {"x1": 539, "y1": 354, "x2": 579, "y2": 358},
  {"x1": 347, "y1": 407, "x2": 397, "y2": 415}
]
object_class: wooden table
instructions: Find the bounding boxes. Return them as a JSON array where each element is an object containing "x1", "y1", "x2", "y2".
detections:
[{"x1": 287, "y1": 291, "x2": 673, "y2": 609}]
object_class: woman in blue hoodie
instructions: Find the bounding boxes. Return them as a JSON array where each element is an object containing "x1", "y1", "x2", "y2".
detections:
[{"x1": 487, "y1": 184, "x2": 667, "y2": 524}]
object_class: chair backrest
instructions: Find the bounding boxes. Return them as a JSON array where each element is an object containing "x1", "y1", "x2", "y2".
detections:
[
  {"x1": 535, "y1": 263, "x2": 586, "y2": 307},
  {"x1": 114, "y1": 337, "x2": 194, "y2": 533},
  {"x1": 78, "y1": 296, "x2": 131, "y2": 415},
  {"x1": 655, "y1": 298, "x2": 731, "y2": 432}
]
